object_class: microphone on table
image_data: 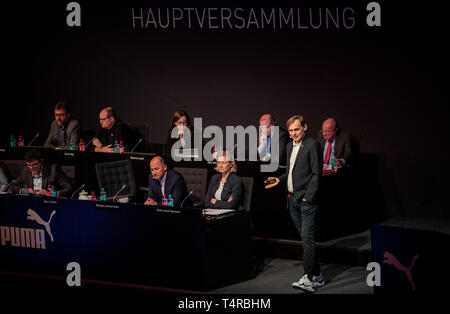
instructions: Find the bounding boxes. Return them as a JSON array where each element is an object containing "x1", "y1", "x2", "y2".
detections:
[
  {"x1": 71, "y1": 183, "x2": 86, "y2": 199},
  {"x1": 27, "y1": 133, "x2": 40, "y2": 146},
  {"x1": 130, "y1": 138, "x2": 143, "y2": 153},
  {"x1": 113, "y1": 184, "x2": 127, "y2": 202},
  {"x1": 84, "y1": 137, "x2": 95, "y2": 150},
  {"x1": 1, "y1": 178, "x2": 17, "y2": 192},
  {"x1": 180, "y1": 190, "x2": 193, "y2": 208}
]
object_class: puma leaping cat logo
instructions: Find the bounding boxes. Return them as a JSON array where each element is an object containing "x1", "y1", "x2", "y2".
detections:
[
  {"x1": 27, "y1": 209, "x2": 56, "y2": 242},
  {"x1": 383, "y1": 251, "x2": 419, "y2": 292}
]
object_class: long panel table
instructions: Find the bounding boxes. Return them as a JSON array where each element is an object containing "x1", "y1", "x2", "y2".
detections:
[{"x1": 0, "y1": 194, "x2": 252, "y2": 290}]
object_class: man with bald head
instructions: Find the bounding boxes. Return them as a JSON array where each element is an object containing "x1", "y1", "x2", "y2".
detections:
[
  {"x1": 317, "y1": 118, "x2": 355, "y2": 169},
  {"x1": 93, "y1": 107, "x2": 135, "y2": 153},
  {"x1": 144, "y1": 156, "x2": 192, "y2": 207},
  {"x1": 258, "y1": 114, "x2": 289, "y2": 165}
]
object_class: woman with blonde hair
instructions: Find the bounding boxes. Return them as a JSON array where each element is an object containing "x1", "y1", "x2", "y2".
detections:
[{"x1": 204, "y1": 150, "x2": 244, "y2": 210}]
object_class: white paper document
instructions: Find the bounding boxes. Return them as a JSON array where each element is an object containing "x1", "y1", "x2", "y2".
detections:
[{"x1": 203, "y1": 208, "x2": 236, "y2": 216}]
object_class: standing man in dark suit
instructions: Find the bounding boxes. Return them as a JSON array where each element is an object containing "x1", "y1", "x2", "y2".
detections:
[
  {"x1": 144, "y1": 156, "x2": 192, "y2": 207},
  {"x1": 10, "y1": 149, "x2": 73, "y2": 197},
  {"x1": 317, "y1": 118, "x2": 355, "y2": 169},
  {"x1": 44, "y1": 101, "x2": 81, "y2": 150},
  {"x1": 258, "y1": 114, "x2": 289, "y2": 166},
  {"x1": 265, "y1": 115, "x2": 324, "y2": 293}
]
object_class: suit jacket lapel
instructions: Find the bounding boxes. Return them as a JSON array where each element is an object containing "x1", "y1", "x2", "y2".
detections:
[
  {"x1": 42, "y1": 163, "x2": 50, "y2": 189},
  {"x1": 163, "y1": 171, "x2": 171, "y2": 197}
]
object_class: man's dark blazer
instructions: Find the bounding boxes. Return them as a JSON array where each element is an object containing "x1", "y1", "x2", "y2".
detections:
[
  {"x1": 204, "y1": 173, "x2": 244, "y2": 210},
  {"x1": 148, "y1": 169, "x2": 192, "y2": 207},
  {"x1": 11, "y1": 162, "x2": 73, "y2": 197},
  {"x1": 278, "y1": 136, "x2": 323, "y2": 204},
  {"x1": 44, "y1": 119, "x2": 81, "y2": 149},
  {"x1": 317, "y1": 130, "x2": 355, "y2": 167}
]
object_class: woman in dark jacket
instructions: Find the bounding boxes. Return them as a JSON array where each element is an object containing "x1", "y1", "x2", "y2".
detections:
[{"x1": 204, "y1": 151, "x2": 244, "y2": 210}]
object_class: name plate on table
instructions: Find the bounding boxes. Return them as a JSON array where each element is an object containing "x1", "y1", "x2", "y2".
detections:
[{"x1": 156, "y1": 207, "x2": 181, "y2": 215}]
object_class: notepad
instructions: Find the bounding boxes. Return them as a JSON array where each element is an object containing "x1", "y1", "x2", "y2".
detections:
[{"x1": 203, "y1": 208, "x2": 236, "y2": 216}]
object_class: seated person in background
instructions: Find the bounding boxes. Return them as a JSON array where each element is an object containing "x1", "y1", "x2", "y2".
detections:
[
  {"x1": 44, "y1": 101, "x2": 81, "y2": 149},
  {"x1": 93, "y1": 107, "x2": 135, "y2": 153},
  {"x1": 166, "y1": 109, "x2": 194, "y2": 155},
  {"x1": 10, "y1": 149, "x2": 73, "y2": 197},
  {"x1": 204, "y1": 150, "x2": 244, "y2": 210},
  {"x1": 144, "y1": 156, "x2": 192, "y2": 207},
  {"x1": 317, "y1": 118, "x2": 355, "y2": 170},
  {"x1": 258, "y1": 114, "x2": 289, "y2": 165}
]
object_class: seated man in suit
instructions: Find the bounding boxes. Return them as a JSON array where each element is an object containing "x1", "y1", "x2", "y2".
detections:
[
  {"x1": 258, "y1": 114, "x2": 289, "y2": 166},
  {"x1": 44, "y1": 101, "x2": 81, "y2": 150},
  {"x1": 317, "y1": 118, "x2": 355, "y2": 170},
  {"x1": 204, "y1": 150, "x2": 244, "y2": 210},
  {"x1": 10, "y1": 149, "x2": 73, "y2": 197},
  {"x1": 144, "y1": 156, "x2": 192, "y2": 207}
]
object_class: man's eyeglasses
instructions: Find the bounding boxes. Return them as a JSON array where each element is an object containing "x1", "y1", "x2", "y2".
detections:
[
  {"x1": 26, "y1": 161, "x2": 41, "y2": 168},
  {"x1": 99, "y1": 116, "x2": 111, "y2": 121}
]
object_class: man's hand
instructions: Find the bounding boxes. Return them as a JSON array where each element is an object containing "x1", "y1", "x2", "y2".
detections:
[
  {"x1": 21, "y1": 187, "x2": 35, "y2": 195},
  {"x1": 336, "y1": 158, "x2": 345, "y2": 168},
  {"x1": 210, "y1": 198, "x2": 217, "y2": 205},
  {"x1": 37, "y1": 189, "x2": 48, "y2": 196},
  {"x1": 95, "y1": 144, "x2": 114, "y2": 153},
  {"x1": 144, "y1": 197, "x2": 157, "y2": 205},
  {"x1": 92, "y1": 138, "x2": 101, "y2": 147},
  {"x1": 227, "y1": 195, "x2": 233, "y2": 202},
  {"x1": 265, "y1": 177, "x2": 280, "y2": 189}
]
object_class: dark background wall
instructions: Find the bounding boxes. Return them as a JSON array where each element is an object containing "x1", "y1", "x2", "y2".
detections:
[{"x1": 3, "y1": 1, "x2": 449, "y2": 219}]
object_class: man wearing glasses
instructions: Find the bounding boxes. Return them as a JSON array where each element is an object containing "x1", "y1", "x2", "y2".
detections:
[
  {"x1": 10, "y1": 149, "x2": 73, "y2": 197},
  {"x1": 93, "y1": 107, "x2": 135, "y2": 153},
  {"x1": 44, "y1": 101, "x2": 81, "y2": 150},
  {"x1": 317, "y1": 118, "x2": 355, "y2": 170}
]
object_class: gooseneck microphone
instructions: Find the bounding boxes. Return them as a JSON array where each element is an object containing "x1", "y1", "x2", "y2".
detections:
[
  {"x1": 71, "y1": 183, "x2": 86, "y2": 199},
  {"x1": 180, "y1": 190, "x2": 193, "y2": 208},
  {"x1": 1, "y1": 178, "x2": 17, "y2": 192},
  {"x1": 113, "y1": 184, "x2": 127, "y2": 202},
  {"x1": 130, "y1": 138, "x2": 143, "y2": 153},
  {"x1": 27, "y1": 133, "x2": 40, "y2": 146},
  {"x1": 84, "y1": 137, "x2": 95, "y2": 149}
]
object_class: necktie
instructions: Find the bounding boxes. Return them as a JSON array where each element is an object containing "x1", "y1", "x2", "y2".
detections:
[{"x1": 324, "y1": 140, "x2": 331, "y2": 164}]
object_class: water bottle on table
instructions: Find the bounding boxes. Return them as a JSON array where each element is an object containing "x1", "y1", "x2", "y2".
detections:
[
  {"x1": 161, "y1": 195, "x2": 168, "y2": 206},
  {"x1": 100, "y1": 187, "x2": 107, "y2": 201}
]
